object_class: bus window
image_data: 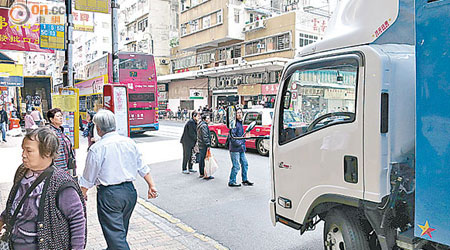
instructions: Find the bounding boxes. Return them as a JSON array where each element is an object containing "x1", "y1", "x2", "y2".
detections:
[
  {"x1": 79, "y1": 96, "x2": 87, "y2": 112},
  {"x1": 119, "y1": 58, "x2": 148, "y2": 70}
]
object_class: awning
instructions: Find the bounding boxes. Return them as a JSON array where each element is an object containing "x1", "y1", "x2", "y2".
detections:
[{"x1": 157, "y1": 57, "x2": 290, "y2": 83}]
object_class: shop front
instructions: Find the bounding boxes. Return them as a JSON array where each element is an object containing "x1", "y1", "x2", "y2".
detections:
[
  {"x1": 261, "y1": 83, "x2": 279, "y2": 108},
  {"x1": 238, "y1": 84, "x2": 262, "y2": 109},
  {"x1": 212, "y1": 88, "x2": 239, "y2": 108},
  {"x1": 167, "y1": 78, "x2": 208, "y2": 112}
]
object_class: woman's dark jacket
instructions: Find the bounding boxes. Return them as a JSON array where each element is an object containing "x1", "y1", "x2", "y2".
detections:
[
  {"x1": 2, "y1": 165, "x2": 87, "y2": 250},
  {"x1": 197, "y1": 121, "x2": 211, "y2": 149},
  {"x1": 180, "y1": 118, "x2": 197, "y2": 148},
  {"x1": 229, "y1": 119, "x2": 246, "y2": 152}
]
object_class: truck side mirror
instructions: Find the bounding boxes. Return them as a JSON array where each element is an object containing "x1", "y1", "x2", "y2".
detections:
[
  {"x1": 246, "y1": 121, "x2": 257, "y2": 133},
  {"x1": 226, "y1": 106, "x2": 236, "y2": 129}
]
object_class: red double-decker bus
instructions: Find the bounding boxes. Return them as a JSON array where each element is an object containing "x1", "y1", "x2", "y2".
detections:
[{"x1": 76, "y1": 52, "x2": 159, "y2": 134}]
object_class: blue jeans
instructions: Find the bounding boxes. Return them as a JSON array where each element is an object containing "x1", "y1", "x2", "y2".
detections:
[
  {"x1": 229, "y1": 151, "x2": 249, "y2": 184},
  {"x1": 97, "y1": 182, "x2": 137, "y2": 250},
  {"x1": 0, "y1": 122, "x2": 6, "y2": 141}
]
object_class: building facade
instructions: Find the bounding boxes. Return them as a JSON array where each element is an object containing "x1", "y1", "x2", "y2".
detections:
[{"x1": 158, "y1": 0, "x2": 330, "y2": 111}]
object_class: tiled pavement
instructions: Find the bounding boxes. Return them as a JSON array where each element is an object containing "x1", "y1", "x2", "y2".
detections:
[
  {"x1": 0, "y1": 182, "x2": 227, "y2": 250},
  {"x1": 0, "y1": 131, "x2": 228, "y2": 250}
]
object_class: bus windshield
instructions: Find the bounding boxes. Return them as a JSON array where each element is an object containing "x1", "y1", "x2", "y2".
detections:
[{"x1": 119, "y1": 58, "x2": 148, "y2": 70}]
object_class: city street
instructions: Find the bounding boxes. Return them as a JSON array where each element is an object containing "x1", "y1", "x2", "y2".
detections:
[{"x1": 133, "y1": 120, "x2": 324, "y2": 250}]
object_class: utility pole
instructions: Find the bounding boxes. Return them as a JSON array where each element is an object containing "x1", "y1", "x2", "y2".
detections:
[
  {"x1": 111, "y1": 0, "x2": 119, "y2": 83},
  {"x1": 63, "y1": 0, "x2": 74, "y2": 87}
]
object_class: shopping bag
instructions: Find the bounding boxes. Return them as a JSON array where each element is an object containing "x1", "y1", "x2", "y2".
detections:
[{"x1": 204, "y1": 149, "x2": 219, "y2": 176}]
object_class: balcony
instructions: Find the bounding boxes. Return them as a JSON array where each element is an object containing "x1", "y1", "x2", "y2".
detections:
[{"x1": 242, "y1": 19, "x2": 266, "y2": 33}]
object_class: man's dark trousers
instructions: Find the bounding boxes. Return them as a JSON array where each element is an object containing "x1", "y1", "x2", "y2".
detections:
[
  {"x1": 97, "y1": 182, "x2": 137, "y2": 250},
  {"x1": 182, "y1": 143, "x2": 194, "y2": 171}
]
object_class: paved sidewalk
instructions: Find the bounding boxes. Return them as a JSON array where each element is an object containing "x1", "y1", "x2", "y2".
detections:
[{"x1": 0, "y1": 132, "x2": 228, "y2": 250}]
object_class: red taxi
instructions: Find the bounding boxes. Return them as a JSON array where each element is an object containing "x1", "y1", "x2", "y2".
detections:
[{"x1": 209, "y1": 108, "x2": 272, "y2": 156}]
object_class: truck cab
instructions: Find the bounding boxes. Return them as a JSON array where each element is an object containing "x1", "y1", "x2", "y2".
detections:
[{"x1": 268, "y1": 0, "x2": 424, "y2": 249}]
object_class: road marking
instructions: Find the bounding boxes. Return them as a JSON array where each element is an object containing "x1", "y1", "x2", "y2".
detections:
[{"x1": 137, "y1": 198, "x2": 229, "y2": 250}]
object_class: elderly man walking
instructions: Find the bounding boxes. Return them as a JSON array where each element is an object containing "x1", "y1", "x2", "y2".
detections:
[{"x1": 79, "y1": 109, "x2": 158, "y2": 250}]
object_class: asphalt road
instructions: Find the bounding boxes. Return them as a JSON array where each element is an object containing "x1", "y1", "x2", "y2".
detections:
[{"x1": 132, "y1": 120, "x2": 324, "y2": 250}]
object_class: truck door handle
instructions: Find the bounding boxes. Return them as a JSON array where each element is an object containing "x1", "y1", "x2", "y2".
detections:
[{"x1": 279, "y1": 162, "x2": 291, "y2": 169}]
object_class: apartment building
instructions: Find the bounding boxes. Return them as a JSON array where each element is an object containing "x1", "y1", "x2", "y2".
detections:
[
  {"x1": 73, "y1": 13, "x2": 111, "y2": 80},
  {"x1": 158, "y1": 0, "x2": 329, "y2": 111},
  {"x1": 118, "y1": 0, "x2": 178, "y2": 76}
]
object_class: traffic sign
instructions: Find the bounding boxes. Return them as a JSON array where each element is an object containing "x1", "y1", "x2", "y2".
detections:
[{"x1": 39, "y1": 24, "x2": 65, "y2": 50}]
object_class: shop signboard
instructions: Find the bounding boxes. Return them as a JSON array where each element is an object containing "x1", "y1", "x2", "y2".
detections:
[
  {"x1": 52, "y1": 88, "x2": 80, "y2": 149},
  {"x1": 75, "y1": 0, "x2": 110, "y2": 14},
  {"x1": 73, "y1": 11, "x2": 94, "y2": 32},
  {"x1": 261, "y1": 83, "x2": 279, "y2": 95},
  {"x1": 157, "y1": 84, "x2": 167, "y2": 92},
  {"x1": 298, "y1": 87, "x2": 324, "y2": 96},
  {"x1": 158, "y1": 91, "x2": 167, "y2": 101},
  {"x1": 75, "y1": 75, "x2": 107, "y2": 96},
  {"x1": 39, "y1": 24, "x2": 65, "y2": 50},
  {"x1": 0, "y1": 63, "x2": 23, "y2": 87},
  {"x1": 324, "y1": 88, "x2": 355, "y2": 100},
  {"x1": 0, "y1": 9, "x2": 53, "y2": 53},
  {"x1": 190, "y1": 89, "x2": 204, "y2": 99},
  {"x1": 238, "y1": 84, "x2": 262, "y2": 96}
]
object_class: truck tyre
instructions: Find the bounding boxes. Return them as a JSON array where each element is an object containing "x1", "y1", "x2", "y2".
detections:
[
  {"x1": 323, "y1": 208, "x2": 370, "y2": 250},
  {"x1": 210, "y1": 131, "x2": 219, "y2": 148},
  {"x1": 256, "y1": 139, "x2": 269, "y2": 156}
]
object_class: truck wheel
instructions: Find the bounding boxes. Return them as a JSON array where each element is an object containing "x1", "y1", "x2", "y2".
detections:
[
  {"x1": 210, "y1": 131, "x2": 218, "y2": 148},
  {"x1": 256, "y1": 139, "x2": 269, "y2": 156},
  {"x1": 323, "y1": 208, "x2": 370, "y2": 250}
]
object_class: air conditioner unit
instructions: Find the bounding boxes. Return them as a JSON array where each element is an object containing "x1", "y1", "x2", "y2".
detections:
[
  {"x1": 210, "y1": 54, "x2": 215, "y2": 62},
  {"x1": 199, "y1": 65, "x2": 204, "y2": 69},
  {"x1": 233, "y1": 58, "x2": 242, "y2": 64},
  {"x1": 257, "y1": 43, "x2": 265, "y2": 49},
  {"x1": 160, "y1": 59, "x2": 169, "y2": 65}
]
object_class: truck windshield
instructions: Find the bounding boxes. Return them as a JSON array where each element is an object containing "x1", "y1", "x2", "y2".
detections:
[{"x1": 279, "y1": 57, "x2": 359, "y2": 143}]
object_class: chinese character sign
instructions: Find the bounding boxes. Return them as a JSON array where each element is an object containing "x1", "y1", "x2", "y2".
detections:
[
  {"x1": 0, "y1": 9, "x2": 53, "y2": 53},
  {"x1": 40, "y1": 24, "x2": 65, "y2": 50},
  {"x1": 75, "y1": 0, "x2": 110, "y2": 14}
]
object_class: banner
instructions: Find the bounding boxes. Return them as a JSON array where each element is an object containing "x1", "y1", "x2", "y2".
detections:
[
  {"x1": 0, "y1": 63, "x2": 23, "y2": 87},
  {"x1": 0, "y1": 8, "x2": 53, "y2": 53},
  {"x1": 73, "y1": 11, "x2": 94, "y2": 32}
]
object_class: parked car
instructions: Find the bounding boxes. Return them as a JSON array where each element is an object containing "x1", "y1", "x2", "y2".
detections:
[{"x1": 208, "y1": 108, "x2": 272, "y2": 156}]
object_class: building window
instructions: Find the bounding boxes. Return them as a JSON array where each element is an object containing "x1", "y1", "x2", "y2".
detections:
[
  {"x1": 217, "y1": 10, "x2": 223, "y2": 23},
  {"x1": 181, "y1": 24, "x2": 187, "y2": 36},
  {"x1": 103, "y1": 36, "x2": 109, "y2": 43},
  {"x1": 299, "y1": 33, "x2": 318, "y2": 47},
  {"x1": 244, "y1": 33, "x2": 291, "y2": 56},
  {"x1": 138, "y1": 18, "x2": 148, "y2": 31},
  {"x1": 234, "y1": 9, "x2": 240, "y2": 23},
  {"x1": 197, "y1": 52, "x2": 213, "y2": 65},
  {"x1": 202, "y1": 15, "x2": 211, "y2": 29},
  {"x1": 191, "y1": 19, "x2": 199, "y2": 32},
  {"x1": 174, "y1": 55, "x2": 196, "y2": 70}
]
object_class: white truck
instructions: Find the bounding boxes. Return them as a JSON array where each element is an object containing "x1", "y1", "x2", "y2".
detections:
[{"x1": 227, "y1": 0, "x2": 450, "y2": 249}]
